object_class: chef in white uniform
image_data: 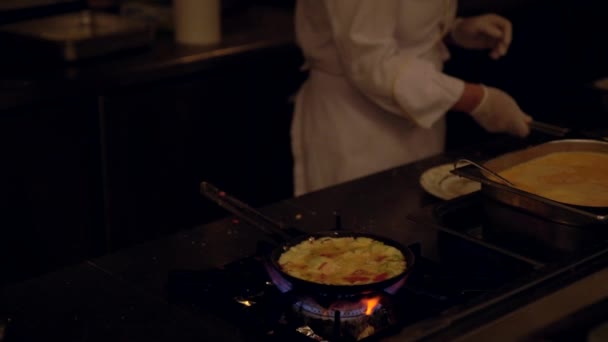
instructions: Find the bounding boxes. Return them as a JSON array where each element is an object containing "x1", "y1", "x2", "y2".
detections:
[{"x1": 291, "y1": 0, "x2": 533, "y2": 196}]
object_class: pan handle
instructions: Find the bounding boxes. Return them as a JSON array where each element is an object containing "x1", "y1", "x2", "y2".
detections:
[{"x1": 200, "y1": 181, "x2": 295, "y2": 243}]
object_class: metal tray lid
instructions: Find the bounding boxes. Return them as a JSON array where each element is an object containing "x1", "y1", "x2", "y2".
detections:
[
  {"x1": 0, "y1": 10, "x2": 155, "y2": 61},
  {"x1": 0, "y1": 10, "x2": 152, "y2": 42}
]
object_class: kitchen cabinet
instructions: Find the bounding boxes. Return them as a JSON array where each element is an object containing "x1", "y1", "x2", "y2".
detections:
[
  {"x1": 0, "y1": 43, "x2": 304, "y2": 281},
  {"x1": 100, "y1": 45, "x2": 304, "y2": 250},
  {"x1": 0, "y1": 96, "x2": 105, "y2": 284},
  {"x1": 0, "y1": 44, "x2": 303, "y2": 283}
]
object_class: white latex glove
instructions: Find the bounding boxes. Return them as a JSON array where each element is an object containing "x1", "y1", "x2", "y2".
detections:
[
  {"x1": 470, "y1": 85, "x2": 532, "y2": 138},
  {"x1": 451, "y1": 14, "x2": 512, "y2": 60}
]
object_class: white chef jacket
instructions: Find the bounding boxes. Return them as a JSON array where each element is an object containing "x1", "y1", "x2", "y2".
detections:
[{"x1": 291, "y1": 0, "x2": 465, "y2": 196}]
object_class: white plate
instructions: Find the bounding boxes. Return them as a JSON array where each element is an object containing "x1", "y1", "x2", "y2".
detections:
[{"x1": 419, "y1": 163, "x2": 481, "y2": 200}]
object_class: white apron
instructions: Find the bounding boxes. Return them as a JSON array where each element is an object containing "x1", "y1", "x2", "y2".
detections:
[{"x1": 292, "y1": 0, "x2": 465, "y2": 196}]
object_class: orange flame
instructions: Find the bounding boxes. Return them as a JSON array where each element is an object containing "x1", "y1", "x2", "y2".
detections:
[{"x1": 363, "y1": 297, "x2": 381, "y2": 315}]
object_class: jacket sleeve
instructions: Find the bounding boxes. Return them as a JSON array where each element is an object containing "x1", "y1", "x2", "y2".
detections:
[{"x1": 324, "y1": 0, "x2": 464, "y2": 128}]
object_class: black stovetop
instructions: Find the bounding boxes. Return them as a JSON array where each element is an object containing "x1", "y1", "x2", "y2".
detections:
[{"x1": 166, "y1": 193, "x2": 608, "y2": 342}]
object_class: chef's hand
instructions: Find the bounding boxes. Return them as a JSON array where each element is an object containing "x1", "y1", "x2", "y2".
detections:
[
  {"x1": 450, "y1": 14, "x2": 512, "y2": 60},
  {"x1": 469, "y1": 86, "x2": 532, "y2": 138}
]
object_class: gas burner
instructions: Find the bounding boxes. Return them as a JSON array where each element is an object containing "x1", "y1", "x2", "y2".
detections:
[
  {"x1": 289, "y1": 293, "x2": 398, "y2": 341},
  {"x1": 295, "y1": 295, "x2": 378, "y2": 318}
]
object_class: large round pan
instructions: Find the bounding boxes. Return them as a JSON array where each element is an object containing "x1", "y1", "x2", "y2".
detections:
[
  {"x1": 200, "y1": 182, "x2": 415, "y2": 296},
  {"x1": 267, "y1": 230, "x2": 415, "y2": 295}
]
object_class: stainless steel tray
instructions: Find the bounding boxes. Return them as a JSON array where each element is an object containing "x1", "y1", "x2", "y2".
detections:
[
  {"x1": 0, "y1": 10, "x2": 155, "y2": 61},
  {"x1": 452, "y1": 139, "x2": 608, "y2": 226}
]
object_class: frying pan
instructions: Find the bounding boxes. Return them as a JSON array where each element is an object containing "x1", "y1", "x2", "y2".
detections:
[{"x1": 200, "y1": 182, "x2": 415, "y2": 296}]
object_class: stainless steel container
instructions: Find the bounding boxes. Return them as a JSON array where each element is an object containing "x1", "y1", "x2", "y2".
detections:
[{"x1": 453, "y1": 139, "x2": 608, "y2": 226}]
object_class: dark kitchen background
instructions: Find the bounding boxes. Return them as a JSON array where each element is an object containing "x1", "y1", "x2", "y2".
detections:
[{"x1": 1, "y1": 0, "x2": 607, "y2": 285}]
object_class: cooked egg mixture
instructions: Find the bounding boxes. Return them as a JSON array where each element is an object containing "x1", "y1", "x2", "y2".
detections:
[
  {"x1": 497, "y1": 151, "x2": 608, "y2": 207},
  {"x1": 278, "y1": 236, "x2": 406, "y2": 285}
]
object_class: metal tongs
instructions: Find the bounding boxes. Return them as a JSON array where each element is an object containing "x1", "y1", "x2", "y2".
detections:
[
  {"x1": 453, "y1": 159, "x2": 515, "y2": 187},
  {"x1": 529, "y1": 121, "x2": 571, "y2": 137}
]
